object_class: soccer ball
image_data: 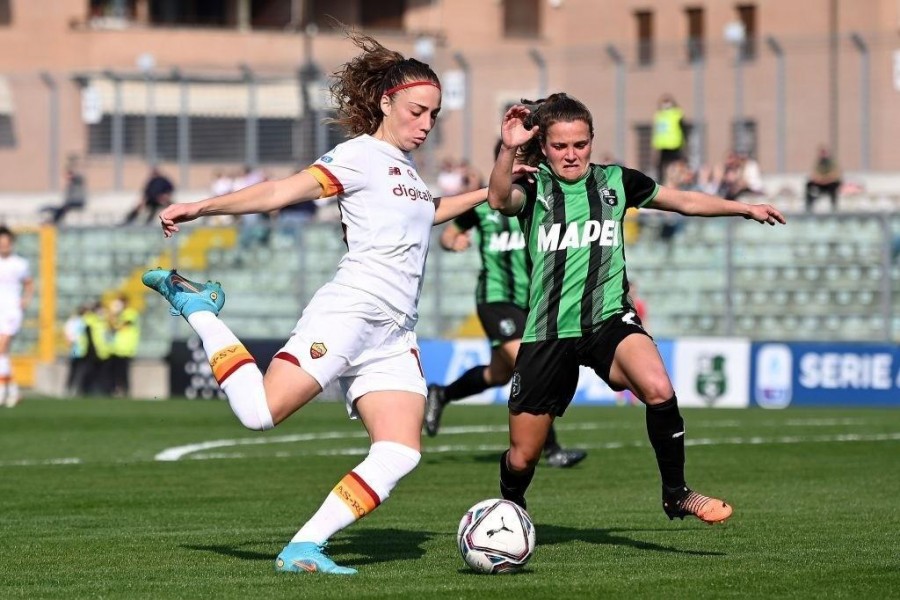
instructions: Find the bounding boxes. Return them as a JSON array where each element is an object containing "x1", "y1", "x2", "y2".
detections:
[{"x1": 457, "y1": 498, "x2": 536, "y2": 574}]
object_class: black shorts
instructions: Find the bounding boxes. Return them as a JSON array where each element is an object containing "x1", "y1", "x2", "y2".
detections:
[
  {"x1": 509, "y1": 310, "x2": 652, "y2": 416},
  {"x1": 477, "y1": 302, "x2": 527, "y2": 347}
]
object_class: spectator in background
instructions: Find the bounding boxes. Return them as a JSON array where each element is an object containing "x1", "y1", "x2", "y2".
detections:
[
  {"x1": 124, "y1": 167, "x2": 175, "y2": 225},
  {"x1": 109, "y1": 293, "x2": 140, "y2": 398},
  {"x1": 711, "y1": 151, "x2": 763, "y2": 200},
  {"x1": 210, "y1": 170, "x2": 234, "y2": 198},
  {"x1": 234, "y1": 166, "x2": 272, "y2": 248},
  {"x1": 805, "y1": 146, "x2": 842, "y2": 212},
  {"x1": 41, "y1": 167, "x2": 87, "y2": 225},
  {"x1": 81, "y1": 299, "x2": 112, "y2": 396},
  {"x1": 652, "y1": 94, "x2": 685, "y2": 183},
  {"x1": 63, "y1": 304, "x2": 89, "y2": 396},
  {"x1": 436, "y1": 157, "x2": 464, "y2": 196}
]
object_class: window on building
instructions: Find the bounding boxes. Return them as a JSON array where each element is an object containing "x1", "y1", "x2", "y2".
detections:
[
  {"x1": 685, "y1": 7, "x2": 704, "y2": 63},
  {"x1": 504, "y1": 0, "x2": 541, "y2": 38},
  {"x1": 732, "y1": 118, "x2": 757, "y2": 157},
  {"x1": 0, "y1": 116, "x2": 14, "y2": 147},
  {"x1": 251, "y1": 0, "x2": 294, "y2": 29},
  {"x1": 635, "y1": 10, "x2": 654, "y2": 66},
  {"x1": 737, "y1": 4, "x2": 757, "y2": 60},
  {"x1": 361, "y1": 0, "x2": 405, "y2": 30},
  {"x1": 149, "y1": 0, "x2": 236, "y2": 27},
  {"x1": 85, "y1": 77, "x2": 303, "y2": 163},
  {"x1": 0, "y1": 0, "x2": 12, "y2": 25},
  {"x1": 304, "y1": 0, "x2": 353, "y2": 28}
]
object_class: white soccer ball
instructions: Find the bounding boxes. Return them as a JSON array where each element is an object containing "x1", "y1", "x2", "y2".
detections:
[{"x1": 457, "y1": 498, "x2": 536, "y2": 574}]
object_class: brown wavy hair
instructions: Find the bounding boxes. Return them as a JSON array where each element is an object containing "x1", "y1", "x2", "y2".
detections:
[
  {"x1": 329, "y1": 30, "x2": 440, "y2": 136},
  {"x1": 517, "y1": 93, "x2": 594, "y2": 167}
]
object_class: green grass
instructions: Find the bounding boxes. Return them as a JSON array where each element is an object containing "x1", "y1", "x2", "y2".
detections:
[{"x1": 0, "y1": 398, "x2": 898, "y2": 599}]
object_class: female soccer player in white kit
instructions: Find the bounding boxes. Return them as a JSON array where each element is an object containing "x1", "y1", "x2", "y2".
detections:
[
  {"x1": 0, "y1": 226, "x2": 33, "y2": 408},
  {"x1": 143, "y1": 32, "x2": 530, "y2": 575}
]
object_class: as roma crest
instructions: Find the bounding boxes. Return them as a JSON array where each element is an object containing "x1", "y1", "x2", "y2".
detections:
[{"x1": 310, "y1": 342, "x2": 327, "y2": 359}]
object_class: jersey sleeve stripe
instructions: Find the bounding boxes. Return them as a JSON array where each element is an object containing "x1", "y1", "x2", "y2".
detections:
[
  {"x1": 305, "y1": 165, "x2": 345, "y2": 198},
  {"x1": 638, "y1": 183, "x2": 660, "y2": 207}
]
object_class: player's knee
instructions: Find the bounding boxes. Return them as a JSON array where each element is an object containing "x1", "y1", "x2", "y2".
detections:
[
  {"x1": 508, "y1": 446, "x2": 540, "y2": 471},
  {"x1": 641, "y1": 378, "x2": 675, "y2": 405}
]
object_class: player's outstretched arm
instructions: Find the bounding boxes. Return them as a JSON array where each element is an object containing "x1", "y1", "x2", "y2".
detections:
[
  {"x1": 648, "y1": 187, "x2": 787, "y2": 226},
  {"x1": 157, "y1": 171, "x2": 323, "y2": 238}
]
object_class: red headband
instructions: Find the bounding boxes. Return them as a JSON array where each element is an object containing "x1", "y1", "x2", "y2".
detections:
[{"x1": 383, "y1": 80, "x2": 441, "y2": 96}]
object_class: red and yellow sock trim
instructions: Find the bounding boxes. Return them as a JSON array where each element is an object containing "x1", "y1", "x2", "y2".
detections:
[
  {"x1": 305, "y1": 165, "x2": 344, "y2": 198},
  {"x1": 332, "y1": 471, "x2": 381, "y2": 518},
  {"x1": 209, "y1": 344, "x2": 255, "y2": 384}
]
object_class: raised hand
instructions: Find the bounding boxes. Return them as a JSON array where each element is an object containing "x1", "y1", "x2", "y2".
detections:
[{"x1": 500, "y1": 105, "x2": 540, "y2": 149}]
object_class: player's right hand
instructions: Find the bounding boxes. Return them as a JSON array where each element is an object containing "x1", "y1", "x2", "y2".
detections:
[
  {"x1": 158, "y1": 202, "x2": 201, "y2": 238},
  {"x1": 500, "y1": 105, "x2": 539, "y2": 150}
]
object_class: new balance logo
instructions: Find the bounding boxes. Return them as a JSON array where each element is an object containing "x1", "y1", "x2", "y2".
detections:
[
  {"x1": 388, "y1": 166, "x2": 401, "y2": 176},
  {"x1": 537, "y1": 220, "x2": 620, "y2": 251}
]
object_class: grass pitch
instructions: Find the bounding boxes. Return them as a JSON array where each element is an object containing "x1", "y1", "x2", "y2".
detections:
[{"x1": 0, "y1": 398, "x2": 897, "y2": 599}]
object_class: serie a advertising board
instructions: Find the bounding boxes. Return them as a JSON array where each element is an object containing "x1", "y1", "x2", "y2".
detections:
[
  {"x1": 419, "y1": 338, "x2": 678, "y2": 406},
  {"x1": 752, "y1": 342, "x2": 900, "y2": 407}
]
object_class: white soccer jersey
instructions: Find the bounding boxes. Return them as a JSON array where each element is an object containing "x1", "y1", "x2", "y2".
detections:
[
  {"x1": 0, "y1": 254, "x2": 30, "y2": 311},
  {"x1": 306, "y1": 135, "x2": 436, "y2": 329}
]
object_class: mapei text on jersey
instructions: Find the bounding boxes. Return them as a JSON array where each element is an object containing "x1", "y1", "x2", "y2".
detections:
[{"x1": 536, "y1": 220, "x2": 621, "y2": 252}]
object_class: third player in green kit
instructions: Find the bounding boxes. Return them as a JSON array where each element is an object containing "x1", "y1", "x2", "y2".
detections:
[{"x1": 426, "y1": 174, "x2": 586, "y2": 468}]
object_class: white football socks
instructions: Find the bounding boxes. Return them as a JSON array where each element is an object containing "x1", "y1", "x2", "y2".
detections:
[
  {"x1": 187, "y1": 311, "x2": 274, "y2": 430},
  {"x1": 291, "y1": 441, "x2": 421, "y2": 545}
]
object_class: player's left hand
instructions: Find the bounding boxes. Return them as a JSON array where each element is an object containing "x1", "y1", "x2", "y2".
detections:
[{"x1": 745, "y1": 203, "x2": 786, "y2": 226}]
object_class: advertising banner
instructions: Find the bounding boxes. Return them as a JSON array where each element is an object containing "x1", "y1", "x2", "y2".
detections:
[
  {"x1": 752, "y1": 342, "x2": 900, "y2": 407},
  {"x1": 419, "y1": 338, "x2": 675, "y2": 406},
  {"x1": 672, "y1": 338, "x2": 751, "y2": 408}
]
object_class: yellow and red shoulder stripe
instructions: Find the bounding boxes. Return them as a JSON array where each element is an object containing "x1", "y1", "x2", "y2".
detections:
[{"x1": 305, "y1": 165, "x2": 344, "y2": 198}]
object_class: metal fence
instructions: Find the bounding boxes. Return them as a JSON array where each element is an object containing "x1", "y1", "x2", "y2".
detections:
[{"x1": 0, "y1": 30, "x2": 897, "y2": 195}]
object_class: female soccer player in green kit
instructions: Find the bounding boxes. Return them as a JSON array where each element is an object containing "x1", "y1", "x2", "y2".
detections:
[{"x1": 488, "y1": 94, "x2": 785, "y2": 523}]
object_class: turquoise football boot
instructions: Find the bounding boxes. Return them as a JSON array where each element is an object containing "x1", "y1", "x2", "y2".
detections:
[
  {"x1": 274, "y1": 542, "x2": 357, "y2": 575},
  {"x1": 141, "y1": 268, "x2": 225, "y2": 318}
]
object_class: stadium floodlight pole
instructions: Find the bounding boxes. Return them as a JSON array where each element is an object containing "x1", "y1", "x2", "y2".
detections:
[
  {"x1": 172, "y1": 68, "x2": 190, "y2": 190},
  {"x1": 691, "y1": 40, "x2": 706, "y2": 167},
  {"x1": 39, "y1": 72, "x2": 59, "y2": 192},
  {"x1": 850, "y1": 32, "x2": 870, "y2": 171},
  {"x1": 528, "y1": 48, "x2": 547, "y2": 99},
  {"x1": 240, "y1": 64, "x2": 259, "y2": 169},
  {"x1": 102, "y1": 70, "x2": 125, "y2": 191},
  {"x1": 605, "y1": 44, "x2": 625, "y2": 164},
  {"x1": 724, "y1": 22, "x2": 746, "y2": 153},
  {"x1": 766, "y1": 36, "x2": 785, "y2": 173},
  {"x1": 453, "y1": 51, "x2": 472, "y2": 163},
  {"x1": 137, "y1": 53, "x2": 158, "y2": 166}
]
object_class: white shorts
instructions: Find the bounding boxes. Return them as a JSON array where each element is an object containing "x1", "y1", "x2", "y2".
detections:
[
  {"x1": 0, "y1": 309, "x2": 23, "y2": 337},
  {"x1": 276, "y1": 283, "x2": 426, "y2": 417}
]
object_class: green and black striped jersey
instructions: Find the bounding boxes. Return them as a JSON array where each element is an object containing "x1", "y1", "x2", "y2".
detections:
[
  {"x1": 516, "y1": 163, "x2": 658, "y2": 342},
  {"x1": 454, "y1": 203, "x2": 530, "y2": 309}
]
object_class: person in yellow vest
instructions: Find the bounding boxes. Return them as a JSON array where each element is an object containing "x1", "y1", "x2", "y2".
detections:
[
  {"x1": 82, "y1": 300, "x2": 112, "y2": 396},
  {"x1": 652, "y1": 94, "x2": 685, "y2": 184},
  {"x1": 109, "y1": 293, "x2": 140, "y2": 398}
]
